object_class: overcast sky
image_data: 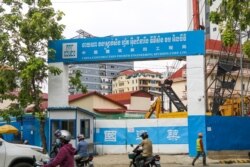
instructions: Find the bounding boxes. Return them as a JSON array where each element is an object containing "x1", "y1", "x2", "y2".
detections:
[{"x1": 52, "y1": 0, "x2": 188, "y2": 72}]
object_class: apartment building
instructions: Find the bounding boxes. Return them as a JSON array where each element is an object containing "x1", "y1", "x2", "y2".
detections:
[
  {"x1": 112, "y1": 69, "x2": 162, "y2": 93},
  {"x1": 69, "y1": 62, "x2": 133, "y2": 95},
  {"x1": 68, "y1": 30, "x2": 134, "y2": 95}
]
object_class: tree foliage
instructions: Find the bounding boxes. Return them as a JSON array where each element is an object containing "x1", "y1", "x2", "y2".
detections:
[
  {"x1": 69, "y1": 70, "x2": 88, "y2": 94},
  {"x1": 0, "y1": 0, "x2": 65, "y2": 152},
  {"x1": 209, "y1": 0, "x2": 250, "y2": 57}
]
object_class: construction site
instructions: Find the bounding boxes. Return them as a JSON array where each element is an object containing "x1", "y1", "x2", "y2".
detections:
[{"x1": 1, "y1": 0, "x2": 250, "y2": 165}]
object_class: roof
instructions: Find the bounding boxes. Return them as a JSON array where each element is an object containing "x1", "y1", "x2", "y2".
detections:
[
  {"x1": 94, "y1": 108, "x2": 126, "y2": 113},
  {"x1": 37, "y1": 91, "x2": 126, "y2": 111},
  {"x1": 125, "y1": 109, "x2": 148, "y2": 113},
  {"x1": 47, "y1": 106, "x2": 96, "y2": 117},
  {"x1": 69, "y1": 91, "x2": 126, "y2": 109},
  {"x1": 119, "y1": 69, "x2": 135, "y2": 76},
  {"x1": 206, "y1": 39, "x2": 240, "y2": 53},
  {"x1": 118, "y1": 69, "x2": 161, "y2": 77},
  {"x1": 106, "y1": 90, "x2": 153, "y2": 104},
  {"x1": 135, "y1": 69, "x2": 161, "y2": 74},
  {"x1": 168, "y1": 65, "x2": 186, "y2": 80}
]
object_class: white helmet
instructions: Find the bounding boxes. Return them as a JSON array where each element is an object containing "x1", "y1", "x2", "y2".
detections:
[{"x1": 56, "y1": 130, "x2": 71, "y2": 142}]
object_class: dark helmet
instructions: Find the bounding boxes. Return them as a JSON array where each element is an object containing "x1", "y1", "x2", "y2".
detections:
[{"x1": 140, "y1": 132, "x2": 148, "y2": 139}]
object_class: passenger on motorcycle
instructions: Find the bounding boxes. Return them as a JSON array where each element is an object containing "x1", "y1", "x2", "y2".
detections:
[
  {"x1": 50, "y1": 131, "x2": 63, "y2": 158},
  {"x1": 43, "y1": 130, "x2": 75, "y2": 167},
  {"x1": 135, "y1": 132, "x2": 153, "y2": 167},
  {"x1": 75, "y1": 134, "x2": 89, "y2": 161}
]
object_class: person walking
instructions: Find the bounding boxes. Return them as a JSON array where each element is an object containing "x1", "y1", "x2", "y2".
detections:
[{"x1": 192, "y1": 132, "x2": 207, "y2": 166}]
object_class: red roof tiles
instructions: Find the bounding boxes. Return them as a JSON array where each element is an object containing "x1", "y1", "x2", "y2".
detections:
[
  {"x1": 118, "y1": 69, "x2": 161, "y2": 77},
  {"x1": 69, "y1": 91, "x2": 126, "y2": 109},
  {"x1": 168, "y1": 65, "x2": 186, "y2": 79},
  {"x1": 39, "y1": 91, "x2": 126, "y2": 111},
  {"x1": 206, "y1": 39, "x2": 240, "y2": 53},
  {"x1": 106, "y1": 90, "x2": 152, "y2": 104}
]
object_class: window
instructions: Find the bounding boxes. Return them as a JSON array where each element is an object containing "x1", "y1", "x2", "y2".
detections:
[
  {"x1": 80, "y1": 119, "x2": 90, "y2": 139},
  {"x1": 213, "y1": 27, "x2": 217, "y2": 32},
  {"x1": 51, "y1": 120, "x2": 76, "y2": 139},
  {"x1": 50, "y1": 120, "x2": 76, "y2": 147},
  {"x1": 61, "y1": 120, "x2": 75, "y2": 136}
]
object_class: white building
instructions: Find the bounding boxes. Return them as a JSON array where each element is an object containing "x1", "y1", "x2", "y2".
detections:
[{"x1": 112, "y1": 69, "x2": 162, "y2": 94}]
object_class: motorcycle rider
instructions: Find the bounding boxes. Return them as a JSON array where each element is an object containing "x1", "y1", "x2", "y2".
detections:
[
  {"x1": 135, "y1": 132, "x2": 153, "y2": 167},
  {"x1": 75, "y1": 134, "x2": 89, "y2": 162},
  {"x1": 50, "y1": 129, "x2": 62, "y2": 158},
  {"x1": 43, "y1": 130, "x2": 75, "y2": 167}
]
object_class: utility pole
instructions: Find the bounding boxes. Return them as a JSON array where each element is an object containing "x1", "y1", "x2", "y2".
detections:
[{"x1": 192, "y1": 0, "x2": 200, "y2": 30}]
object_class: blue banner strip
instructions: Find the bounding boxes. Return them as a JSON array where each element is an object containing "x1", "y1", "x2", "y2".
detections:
[{"x1": 48, "y1": 30, "x2": 205, "y2": 64}]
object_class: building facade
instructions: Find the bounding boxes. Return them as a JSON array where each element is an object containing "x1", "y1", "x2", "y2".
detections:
[
  {"x1": 68, "y1": 30, "x2": 134, "y2": 95},
  {"x1": 69, "y1": 62, "x2": 133, "y2": 95},
  {"x1": 112, "y1": 69, "x2": 162, "y2": 94}
]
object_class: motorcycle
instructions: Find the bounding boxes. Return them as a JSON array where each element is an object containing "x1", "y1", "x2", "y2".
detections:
[
  {"x1": 128, "y1": 144, "x2": 161, "y2": 167},
  {"x1": 75, "y1": 154, "x2": 94, "y2": 167}
]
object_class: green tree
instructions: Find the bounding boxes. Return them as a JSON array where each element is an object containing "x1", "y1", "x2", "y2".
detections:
[
  {"x1": 69, "y1": 70, "x2": 88, "y2": 94},
  {"x1": 0, "y1": 0, "x2": 64, "y2": 152},
  {"x1": 209, "y1": 0, "x2": 250, "y2": 57}
]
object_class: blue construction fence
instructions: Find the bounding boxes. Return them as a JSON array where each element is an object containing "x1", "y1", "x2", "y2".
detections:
[
  {"x1": 95, "y1": 126, "x2": 189, "y2": 145},
  {"x1": 206, "y1": 116, "x2": 250, "y2": 150},
  {"x1": 0, "y1": 115, "x2": 49, "y2": 148},
  {"x1": 1, "y1": 115, "x2": 250, "y2": 153}
]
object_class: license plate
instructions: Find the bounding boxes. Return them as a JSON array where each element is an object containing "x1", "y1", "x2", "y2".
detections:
[
  {"x1": 89, "y1": 161, "x2": 93, "y2": 165},
  {"x1": 155, "y1": 161, "x2": 160, "y2": 164}
]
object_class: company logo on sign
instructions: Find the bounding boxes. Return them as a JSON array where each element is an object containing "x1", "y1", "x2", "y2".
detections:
[{"x1": 62, "y1": 43, "x2": 77, "y2": 59}]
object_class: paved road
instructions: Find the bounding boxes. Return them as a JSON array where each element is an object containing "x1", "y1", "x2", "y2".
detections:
[
  {"x1": 92, "y1": 154, "x2": 250, "y2": 167},
  {"x1": 168, "y1": 164, "x2": 250, "y2": 167},
  {"x1": 93, "y1": 164, "x2": 250, "y2": 167}
]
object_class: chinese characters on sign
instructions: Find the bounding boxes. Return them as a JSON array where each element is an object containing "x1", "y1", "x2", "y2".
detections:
[
  {"x1": 104, "y1": 130, "x2": 117, "y2": 142},
  {"x1": 48, "y1": 30, "x2": 205, "y2": 64},
  {"x1": 167, "y1": 129, "x2": 180, "y2": 141}
]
